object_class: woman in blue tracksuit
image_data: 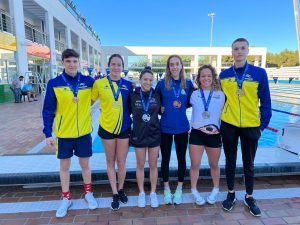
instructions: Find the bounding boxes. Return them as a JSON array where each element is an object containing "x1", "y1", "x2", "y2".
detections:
[{"x1": 155, "y1": 55, "x2": 194, "y2": 205}]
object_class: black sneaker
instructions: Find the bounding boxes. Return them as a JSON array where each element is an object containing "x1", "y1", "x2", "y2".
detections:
[
  {"x1": 244, "y1": 195, "x2": 261, "y2": 217},
  {"x1": 111, "y1": 194, "x2": 120, "y2": 210},
  {"x1": 118, "y1": 189, "x2": 128, "y2": 204},
  {"x1": 222, "y1": 192, "x2": 237, "y2": 211}
]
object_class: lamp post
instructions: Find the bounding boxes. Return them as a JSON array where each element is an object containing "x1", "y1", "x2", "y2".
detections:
[
  {"x1": 208, "y1": 12, "x2": 215, "y2": 47},
  {"x1": 293, "y1": 0, "x2": 300, "y2": 66}
]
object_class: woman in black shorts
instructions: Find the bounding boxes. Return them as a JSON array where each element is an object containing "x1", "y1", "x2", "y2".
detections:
[
  {"x1": 189, "y1": 65, "x2": 225, "y2": 205},
  {"x1": 129, "y1": 66, "x2": 161, "y2": 208}
]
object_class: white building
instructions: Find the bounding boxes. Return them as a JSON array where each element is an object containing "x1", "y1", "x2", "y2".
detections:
[
  {"x1": 0, "y1": 0, "x2": 101, "y2": 84},
  {"x1": 101, "y1": 46, "x2": 267, "y2": 78}
]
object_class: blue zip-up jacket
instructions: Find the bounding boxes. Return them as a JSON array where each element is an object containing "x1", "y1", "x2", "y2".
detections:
[
  {"x1": 219, "y1": 63, "x2": 272, "y2": 131},
  {"x1": 42, "y1": 72, "x2": 94, "y2": 138},
  {"x1": 155, "y1": 78, "x2": 194, "y2": 134}
]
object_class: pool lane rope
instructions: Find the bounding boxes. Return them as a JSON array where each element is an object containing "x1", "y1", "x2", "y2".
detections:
[{"x1": 266, "y1": 108, "x2": 300, "y2": 133}]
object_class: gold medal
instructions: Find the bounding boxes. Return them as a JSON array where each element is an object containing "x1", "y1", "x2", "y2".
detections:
[
  {"x1": 236, "y1": 89, "x2": 245, "y2": 96},
  {"x1": 112, "y1": 101, "x2": 121, "y2": 108},
  {"x1": 202, "y1": 111, "x2": 210, "y2": 119},
  {"x1": 173, "y1": 100, "x2": 182, "y2": 108},
  {"x1": 73, "y1": 96, "x2": 79, "y2": 103}
]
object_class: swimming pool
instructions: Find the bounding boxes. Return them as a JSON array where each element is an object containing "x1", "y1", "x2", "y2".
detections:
[{"x1": 92, "y1": 83, "x2": 300, "y2": 152}]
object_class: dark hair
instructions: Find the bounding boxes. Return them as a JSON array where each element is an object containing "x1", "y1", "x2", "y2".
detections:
[
  {"x1": 19, "y1": 75, "x2": 24, "y2": 79},
  {"x1": 232, "y1": 38, "x2": 249, "y2": 47},
  {"x1": 61, "y1": 49, "x2": 80, "y2": 61},
  {"x1": 196, "y1": 64, "x2": 221, "y2": 91},
  {"x1": 139, "y1": 66, "x2": 153, "y2": 79},
  {"x1": 108, "y1": 54, "x2": 124, "y2": 68}
]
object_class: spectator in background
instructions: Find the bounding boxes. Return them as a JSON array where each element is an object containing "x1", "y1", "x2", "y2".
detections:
[
  {"x1": 11, "y1": 75, "x2": 24, "y2": 103},
  {"x1": 22, "y1": 80, "x2": 38, "y2": 102}
]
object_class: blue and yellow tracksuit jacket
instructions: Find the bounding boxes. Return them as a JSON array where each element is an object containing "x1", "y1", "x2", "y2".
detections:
[
  {"x1": 219, "y1": 63, "x2": 272, "y2": 131},
  {"x1": 42, "y1": 72, "x2": 94, "y2": 138}
]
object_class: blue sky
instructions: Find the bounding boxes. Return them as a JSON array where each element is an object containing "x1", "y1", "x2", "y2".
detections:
[{"x1": 73, "y1": 0, "x2": 298, "y2": 53}]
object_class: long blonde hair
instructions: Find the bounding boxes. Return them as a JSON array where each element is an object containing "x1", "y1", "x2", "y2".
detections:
[
  {"x1": 164, "y1": 55, "x2": 187, "y2": 90},
  {"x1": 195, "y1": 65, "x2": 221, "y2": 91}
]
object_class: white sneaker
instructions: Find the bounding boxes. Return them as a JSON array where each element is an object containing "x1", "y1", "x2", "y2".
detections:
[
  {"x1": 164, "y1": 189, "x2": 173, "y2": 205},
  {"x1": 207, "y1": 188, "x2": 219, "y2": 204},
  {"x1": 56, "y1": 198, "x2": 72, "y2": 218},
  {"x1": 137, "y1": 192, "x2": 146, "y2": 208},
  {"x1": 192, "y1": 191, "x2": 205, "y2": 206},
  {"x1": 173, "y1": 189, "x2": 183, "y2": 205},
  {"x1": 85, "y1": 192, "x2": 98, "y2": 210},
  {"x1": 150, "y1": 192, "x2": 159, "y2": 208}
]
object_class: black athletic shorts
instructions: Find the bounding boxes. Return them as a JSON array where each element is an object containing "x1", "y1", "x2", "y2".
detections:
[{"x1": 189, "y1": 128, "x2": 222, "y2": 148}]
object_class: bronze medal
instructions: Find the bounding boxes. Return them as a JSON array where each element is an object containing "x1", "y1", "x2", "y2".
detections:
[
  {"x1": 236, "y1": 89, "x2": 245, "y2": 96},
  {"x1": 173, "y1": 100, "x2": 182, "y2": 108},
  {"x1": 73, "y1": 96, "x2": 79, "y2": 103}
]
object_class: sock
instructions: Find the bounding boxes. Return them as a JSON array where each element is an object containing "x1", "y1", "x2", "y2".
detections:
[
  {"x1": 62, "y1": 191, "x2": 71, "y2": 200},
  {"x1": 191, "y1": 188, "x2": 198, "y2": 195},
  {"x1": 164, "y1": 186, "x2": 170, "y2": 191},
  {"x1": 212, "y1": 187, "x2": 219, "y2": 193},
  {"x1": 176, "y1": 185, "x2": 183, "y2": 191},
  {"x1": 84, "y1": 183, "x2": 92, "y2": 194}
]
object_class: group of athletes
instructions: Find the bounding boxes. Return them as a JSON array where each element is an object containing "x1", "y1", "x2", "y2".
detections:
[{"x1": 42, "y1": 37, "x2": 272, "y2": 218}]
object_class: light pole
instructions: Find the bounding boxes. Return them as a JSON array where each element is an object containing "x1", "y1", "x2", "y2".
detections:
[
  {"x1": 208, "y1": 12, "x2": 215, "y2": 47},
  {"x1": 293, "y1": 0, "x2": 300, "y2": 65}
]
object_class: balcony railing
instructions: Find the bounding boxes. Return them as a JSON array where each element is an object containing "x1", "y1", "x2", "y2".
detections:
[
  {"x1": 59, "y1": 0, "x2": 101, "y2": 44},
  {"x1": 25, "y1": 23, "x2": 49, "y2": 46},
  {"x1": 0, "y1": 10, "x2": 14, "y2": 35},
  {"x1": 55, "y1": 39, "x2": 66, "y2": 53}
]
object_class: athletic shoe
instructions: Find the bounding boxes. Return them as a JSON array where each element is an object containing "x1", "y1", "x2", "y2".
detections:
[
  {"x1": 222, "y1": 192, "x2": 236, "y2": 211},
  {"x1": 244, "y1": 195, "x2": 262, "y2": 217},
  {"x1": 192, "y1": 191, "x2": 205, "y2": 206},
  {"x1": 164, "y1": 189, "x2": 173, "y2": 205},
  {"x1": 85, "y1": 192, "x2": 98, "y2": 210},
  {"x1": 137, "y1": 192, "x2": 146, "y2": 208},
  {"x1": 207, "y1": 188, "x2": 219, "y2": 204},
  {"x1": 111, "y1": 194, "x2": 120, "y2": 210},
  {"x1": 118, "y1": 189, "x2": 128, "y2": 204},
  {"x1": 173, "y1": 189, "x2": 183, "y2": 205},
  {"x1": 56, "y1": 198, "x2": 72, "y2": 218},
  {"x1": 150, "y1": 192, "x2": 159, "y2": 208}
]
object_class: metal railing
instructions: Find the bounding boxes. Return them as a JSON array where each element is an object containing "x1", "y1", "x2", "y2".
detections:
[
  {"x1": 25, "y1": 22, "x2": 49, "y2": 46},
  {"x1": 55, "y1": 39, "x2": 66, "y2": 53},
  {"x1": 0, "y1": 10, "x2": 14, "y2": 35},
  {"x1": 58, "y1": 0, "x2": 101, "y2": 44}
]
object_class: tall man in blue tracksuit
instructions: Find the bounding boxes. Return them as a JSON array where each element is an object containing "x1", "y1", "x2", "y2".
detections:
[
  {"x1": 42, "y1": 49, "x2": 98, "y2": 217},
  {"x1": 220, "y1": 38, "x2": 272, "y2": 217}
]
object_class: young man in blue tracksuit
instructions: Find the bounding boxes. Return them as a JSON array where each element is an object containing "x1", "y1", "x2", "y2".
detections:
[
  {"x1": 220, "y1": 38, "x2": 272, "y2": 217},
  {"x1": 43, "y1": 49, "x2": 98, "y2": 217}
]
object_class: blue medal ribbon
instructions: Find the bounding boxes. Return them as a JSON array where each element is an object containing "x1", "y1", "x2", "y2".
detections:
[
  {"x1": 232, "y1": 62, "x2": 249, "y2": 90},
  {"x1": 171, "y1": 79, "x2": 181, "y2": 99},
  {"x1": 199, "y1": 88, "x2": 213, "y2": 112},
  {"x1": 61, "y1": 72, "x2": 81, "y2": 97},
  {"x1": 140, "y1": 89, "x2": 153, "y2": 114},
  {"x1": 107, "y1": 76, "x2": 123, "y2": 101}
]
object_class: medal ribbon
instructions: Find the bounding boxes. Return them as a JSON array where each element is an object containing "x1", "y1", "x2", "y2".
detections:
[
  {"x1": 171, "y1": 80, "x2": 181, "y2": 99},
  {"x1": 140, "y1": 89, "x2": 153, "y2": 114},
  {"x1": 232, "y1": 62, "x2": 249, "y2": 90},
  {"x1": 61, "y1": 72, "x2": 81, "y2": 97},
  {"x1": 199, "y1": 88, "x2": 213, "y2": 112},
  {"x1": 107, "y1": 76, "x2": 123, "y2": 101}
]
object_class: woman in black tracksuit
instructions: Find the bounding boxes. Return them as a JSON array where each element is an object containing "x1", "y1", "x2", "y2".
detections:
[{"x1": 129, "y1": 66, "x2": 161, "y2": 208}]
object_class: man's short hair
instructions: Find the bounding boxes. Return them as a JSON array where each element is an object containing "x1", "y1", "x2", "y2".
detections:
[
  {"x1": 19, "y1": 75, "x2": 24, "y2": 79},
  {"x1": 61, "y1": 49, "x2": 80, "y2": 61},
  {"x1": 232, "y1": 38, "x2": 249, "y2": 47}
]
